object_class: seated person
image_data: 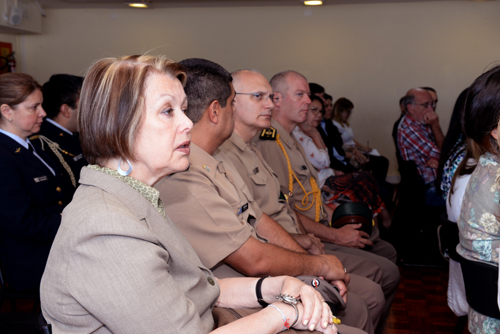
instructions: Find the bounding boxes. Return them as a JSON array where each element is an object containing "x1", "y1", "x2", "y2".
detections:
[
  {"x1": 40, "y1": 55, "x2": 337, "y2": 334},
  {"x1": 221, "y1": 70, "x2": 400, "y2": 334},
  {"x1": 331, "y1": 97, "x2": 389, "y2": 182},
  {"x1": 443, "y1": 137, "x2": 474, "y2": 318},
  {"x1": 456, "y1": 65, "x2": 500, "y2": 333},
  {"x1": 317, "y1": 93, "x2": 360, "y2": 174},
  {"x1": 309, "y1": 82, "x2": 326, "y2": 101},
  {"x1": 255, "y1": 70, "x2": 399, "y2": 334},
  {"x1": 439, "y1": 90, "x2": 472, "y2": 319},
  {"x1": 156, "y1": 59, "x2": 367, "y2": 334},
  {"x1": 31, "y1": 74, "x2": 87, "y2": 201},
  {"x1": 0, "y1": 73, "x2": 66, "y2": 292},
  {"x1": 397, "y1": 88, "x2": 445, "y2": 206},
  {"x1": 292, "y1": 96, "x2": 390, "y2": 229},
  {"x1": 438, "y1": 88, "x2": 468, "y2": 198}
]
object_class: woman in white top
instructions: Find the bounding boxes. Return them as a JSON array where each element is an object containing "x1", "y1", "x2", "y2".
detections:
[
  {"x1": 293, "y1": 96, "x2": 390, "y2": 228},
  {"x1": 332, "y1": 98, "x2": 389, "y2": 182}
]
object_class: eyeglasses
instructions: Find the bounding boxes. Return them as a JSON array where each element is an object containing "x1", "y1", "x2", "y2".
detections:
[
  {"x1": 412, "y1": 101, "x2": 436, "y2": 109},
  {"x1": 235, "y1": 92, "x2": 274, "y2": 102},
  {"x1": 308, "y1": 107, "x2": 322, "y2": 115}
]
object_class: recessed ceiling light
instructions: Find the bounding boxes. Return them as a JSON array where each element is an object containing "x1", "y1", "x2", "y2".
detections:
[
  {"x1": 304, "y1": 1, "x2": 323, "y2": 5},
  {"x1": 127, "y1": 2, "x2": 148, "y2": 8}
]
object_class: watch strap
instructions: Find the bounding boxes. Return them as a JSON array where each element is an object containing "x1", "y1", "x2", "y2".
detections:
[{"x1": 256, "y1": 276, "x2": 270, "y2": 307}]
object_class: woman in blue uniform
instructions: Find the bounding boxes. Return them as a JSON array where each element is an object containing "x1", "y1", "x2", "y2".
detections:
[{"x1": 0, "y1": 73, "x2": 66, "y2": 292}]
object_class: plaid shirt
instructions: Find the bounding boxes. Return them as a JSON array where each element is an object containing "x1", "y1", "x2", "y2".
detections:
[{"x1": 397, "y1": 115, "x2": 440, "y2": 184}]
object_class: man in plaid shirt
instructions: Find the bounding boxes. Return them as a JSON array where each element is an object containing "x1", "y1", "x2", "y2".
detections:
[{"x1": 397, "y1": 88, "x2": 445, "y2": 205}]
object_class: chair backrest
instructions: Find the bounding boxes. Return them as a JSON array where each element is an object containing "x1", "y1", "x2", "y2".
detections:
[
  {"x1": 437, "y1": 216, "x2": 460, "y2": 261},
  {"x1": 458, "y1": 254, "x2": 500, "y2": 319},
  {"x1": 392, "y1": 115, "x2": 403, "y2": 148},
  {"x1": 39, "y1": 314, "x2": 52, "y2": 334}
]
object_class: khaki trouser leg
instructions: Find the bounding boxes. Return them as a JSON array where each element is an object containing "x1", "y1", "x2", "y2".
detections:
[{"x1": 324, "y1": 240, "x2": 400, "y2": 334}]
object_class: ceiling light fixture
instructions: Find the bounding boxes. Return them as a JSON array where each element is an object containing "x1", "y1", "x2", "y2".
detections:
[
  {"x1": 304, "y1": 1, "x2": 323, "y2": 5},
  {"x1": 127, "y1": 2, "x2": 148, "y2": 8}
]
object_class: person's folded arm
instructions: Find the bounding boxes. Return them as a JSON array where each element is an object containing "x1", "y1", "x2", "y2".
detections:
[{"x1": 255, "y1": 213, "x2": 307, "y2": 254}]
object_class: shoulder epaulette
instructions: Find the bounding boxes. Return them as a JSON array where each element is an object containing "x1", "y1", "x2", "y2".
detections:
[{"x1": 259, "y1": 127, "x2": 277, "y2": 140}]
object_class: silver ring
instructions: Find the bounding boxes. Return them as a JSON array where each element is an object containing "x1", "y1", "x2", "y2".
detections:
[{"x1": 344, "y1": 267, "x2": 347, "y2": 273}]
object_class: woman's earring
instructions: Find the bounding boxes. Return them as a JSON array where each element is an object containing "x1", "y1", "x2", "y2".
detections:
[
  {"x1": 117, "y1": 158, "x2": 133, "y2": 176},
  {"x1": 8, "y1": 118, "x2": 12, "y2": 122}
]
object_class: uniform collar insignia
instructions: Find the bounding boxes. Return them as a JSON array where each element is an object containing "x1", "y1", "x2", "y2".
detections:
[{"x1": 259, "y1": 126, "x2": 277, "y2": 140}]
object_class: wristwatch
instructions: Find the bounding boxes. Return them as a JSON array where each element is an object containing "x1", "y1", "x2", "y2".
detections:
[
  {"x1": 256, "y1": 276, "x2": 271, "y2": 307},
  {"x1": 276, "y1": 294, "x2": 300, "y2": 328}
]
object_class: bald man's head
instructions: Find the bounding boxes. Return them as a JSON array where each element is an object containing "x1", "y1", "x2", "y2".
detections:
[
  {"x1": 405, "y1": 88, "x2": 434, "y2": 123},
  {"x1": 231, "y1": 70, "x2": 274, "y2": 139}
]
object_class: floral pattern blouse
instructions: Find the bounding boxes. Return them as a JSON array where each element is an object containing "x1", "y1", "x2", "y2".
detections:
[
  {"x1": 457, "y1": 152, "x2": 500, "y2": 334},
  {"x1": 440, "y1": 135, "x2": 466, "y2": 200}
]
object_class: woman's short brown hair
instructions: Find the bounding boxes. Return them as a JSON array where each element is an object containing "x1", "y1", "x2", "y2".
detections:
[
  {"x1": 79, "y1": 55, "x2": 186, "y2": 165},
  {"x1": 0, "y1": 73, "x2": 42, "y2": 124}
]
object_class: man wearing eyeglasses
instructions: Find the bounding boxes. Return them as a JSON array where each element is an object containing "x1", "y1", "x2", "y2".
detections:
[
  {"x1": 397, "y1": 88, "x2": 445, "y2": 205},
  {"x1": 220, "y1": 69, "x2": 399, "y2": 334},
  {"x1": 157, "y1": 60, "x2": 372, "y2": 334}
]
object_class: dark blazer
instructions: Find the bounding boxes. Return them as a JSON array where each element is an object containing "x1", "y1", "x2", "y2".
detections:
[
  {"x1": 31, "y1": 120, "x2": 88, "y2": 201},
  {"x1": 317, "y1": 120, "x2": 356, "y2": 173},
  {"x1": 0, "y1": 132, "x2": 65, "y2": 291}
]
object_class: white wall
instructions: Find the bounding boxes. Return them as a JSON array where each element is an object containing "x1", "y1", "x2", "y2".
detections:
[
  {"x1": 0, "y1": 33, "x2": 18, "y2": 47},
  {"x1": 20, "y1": 1, "x2": 500, "y2": 177}
]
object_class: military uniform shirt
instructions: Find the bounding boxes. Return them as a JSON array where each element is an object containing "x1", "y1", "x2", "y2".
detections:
[
  {"x1": 254, "y1": 119, "x2": 329, "y2": 224},
  {"x1": 220, "y1": 132, "x2": 301, "y2": 234},
  {"x1": 156, "y1": 143, "x2": 265, "y2": 270}
]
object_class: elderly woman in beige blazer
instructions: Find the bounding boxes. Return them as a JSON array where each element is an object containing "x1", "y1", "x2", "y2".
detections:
[{"x1": 40, "y1": 55, "x2": 337, "y2": 334}]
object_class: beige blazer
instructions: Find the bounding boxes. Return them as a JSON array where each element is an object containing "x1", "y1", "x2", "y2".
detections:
[{"x1": 40, "y1": 167, "x2": 220, "y2": 334}]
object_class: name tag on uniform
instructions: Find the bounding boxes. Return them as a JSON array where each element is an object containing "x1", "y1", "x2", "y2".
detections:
[
  {"x1": 237, "y1": 203, "x2": 249, "y2": 215},
  {"x1": 73, "y1": 154, "x2": 83, "y2": 162},
  {"x1": 34, "y1": 176, "x2": 48, "y2": 183}
]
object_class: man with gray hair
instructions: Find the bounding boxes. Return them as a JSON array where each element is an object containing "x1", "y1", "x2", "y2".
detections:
[
  {"x1": 157, "y1": 59, "x2": 371, "y2": 334},
  {"x1": 397, "y1": 88, "x2": 445, "y2": 205},
  {"x1": 254, "y1": 70, "x2": 399, "y2": 334}
]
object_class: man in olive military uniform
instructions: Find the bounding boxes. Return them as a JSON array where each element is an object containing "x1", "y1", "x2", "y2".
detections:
[
  {"x1": 157, "y1": 58, "x2": 376, "y2": 334},
  {"x1": 253, "y1": 70, "x2": 398, "y2": 334}
]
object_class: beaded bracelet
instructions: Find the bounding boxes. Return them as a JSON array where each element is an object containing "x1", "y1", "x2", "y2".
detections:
[{"x1": 267, "y1": 304, "x2": 291, "y2": 331}]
